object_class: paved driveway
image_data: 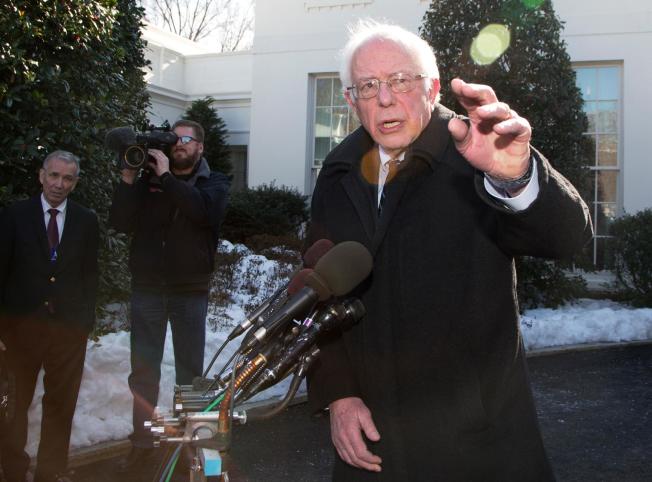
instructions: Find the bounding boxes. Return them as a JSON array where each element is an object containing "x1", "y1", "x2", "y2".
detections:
[{"x1": 63, "y1": 343, "x2": 652, "y2": 481}]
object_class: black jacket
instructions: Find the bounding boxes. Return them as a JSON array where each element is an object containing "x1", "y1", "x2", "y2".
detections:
[
  {"x1": 0, "y1": 196, "x2": 99, "y2": 333},
  {"x1": 307, "y1": 105, "x2": 592, "y2": 481},
  {"x1": 109, "y1": 158, "x2": 230, "y2": 292}
]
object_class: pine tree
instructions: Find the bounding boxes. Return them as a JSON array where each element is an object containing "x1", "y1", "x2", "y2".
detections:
[
  {"x1": 420, "y1": 0, "x2": 591, "y2": 196},
  {"x1": 183, "y1": 97, "x2": 232, "y2": 175}
]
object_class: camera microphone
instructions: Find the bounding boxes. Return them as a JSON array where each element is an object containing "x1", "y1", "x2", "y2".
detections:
[{"x1": 104, "y1": 126, "x2": 136, "y2": 152}]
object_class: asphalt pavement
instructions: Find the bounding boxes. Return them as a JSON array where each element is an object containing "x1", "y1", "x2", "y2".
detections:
[{"x1": 59, "y1": 343, "x2": 652, "y2": 481}]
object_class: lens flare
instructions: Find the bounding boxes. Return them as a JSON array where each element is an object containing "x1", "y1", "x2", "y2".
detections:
[{"x1": 470, "y1": 24, "x2": 511, "y2": 66}]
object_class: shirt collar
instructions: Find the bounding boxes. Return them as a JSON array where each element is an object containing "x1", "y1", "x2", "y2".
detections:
[
  {"x1": 378, "y1": 145, "x2": 406, "y2": 166},
  {"x1": 41, "y1": 193, "x2": 68, "y2": 214}
]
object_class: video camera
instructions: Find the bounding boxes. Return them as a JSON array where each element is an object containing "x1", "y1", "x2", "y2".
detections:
[{"x1": 104, "y1": 124, "x2": 178, "y2": 170}]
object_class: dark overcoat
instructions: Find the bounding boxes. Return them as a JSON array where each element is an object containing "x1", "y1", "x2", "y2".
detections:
[{"x1": 306, "y1": 105, "x2": 592, "y2": 481}]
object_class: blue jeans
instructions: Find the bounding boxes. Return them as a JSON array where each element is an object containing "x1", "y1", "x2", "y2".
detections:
[{"x1": 128, "y1": 290, "x2": 208, "y2": 447}]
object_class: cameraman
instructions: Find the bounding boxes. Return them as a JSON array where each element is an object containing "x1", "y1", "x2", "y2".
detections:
[{"x1": 109, "y1": 120, "x2": 230, "y2": 471}]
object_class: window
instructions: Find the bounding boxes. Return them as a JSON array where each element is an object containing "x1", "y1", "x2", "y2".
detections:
[
  {"x1": 228, "y1": 145, "x2": 248, "y2": 192},
  {"x1": 310, "y1": 76, "x2": 360, "y2": 190},
  {"x1": 574, "y1": 65, "x2": 621, "y2": 268}
]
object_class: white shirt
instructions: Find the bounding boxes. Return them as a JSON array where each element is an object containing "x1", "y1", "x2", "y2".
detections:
[
  {"x1": 377, "y1": 146, "x2": 406, "y2": 206},
  {"x1": 377, "y1": 145, "x2": 539, "y2": 211},
  {"x1": 41, "y1": 194, "x2": 67, "y2": 242}
]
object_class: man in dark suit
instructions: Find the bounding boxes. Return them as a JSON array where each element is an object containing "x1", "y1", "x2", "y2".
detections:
[
  {"x1": 0, "y1": 150, "x2": 99, "y2": 482},
  {"x1": 307, "y1": 21, "x2": 592, "y2": 481}
]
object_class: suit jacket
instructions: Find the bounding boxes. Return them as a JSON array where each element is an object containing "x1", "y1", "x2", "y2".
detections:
[
  {"x1": 306, "y1": 105, "x2": 592, "y2": 481},
  {"x1": 0, "y1": 195, "x2": 99, "y2": 333}
]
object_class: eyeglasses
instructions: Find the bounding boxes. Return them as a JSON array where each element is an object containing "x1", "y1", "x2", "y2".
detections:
[
  {"x1": 347, "y1": 72, "x2": 429, "y2": 100},
  {"x1": 177, "y1": 135, "x2": 197, "y2": 145}
]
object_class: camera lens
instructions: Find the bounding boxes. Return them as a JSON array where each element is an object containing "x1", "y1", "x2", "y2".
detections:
[{"x1": 124, "y1": 145, "x2": 147, "y2": 169}]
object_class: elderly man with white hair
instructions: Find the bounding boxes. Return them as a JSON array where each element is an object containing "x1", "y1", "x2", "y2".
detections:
[{"x1": 306, "y1": 20, "x2": 591, "y2": 481}]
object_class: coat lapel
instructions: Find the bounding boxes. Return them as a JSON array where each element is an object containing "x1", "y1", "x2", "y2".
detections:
[
  {"x1": 56, "y1": 200, "x2": 79, "y2": 265},
  {"x1": 29, "y1": 196, "x2": 50, "y2": 259},
  {"x1": 341, "y1": 147, "x2": 380, "y2": 244}
]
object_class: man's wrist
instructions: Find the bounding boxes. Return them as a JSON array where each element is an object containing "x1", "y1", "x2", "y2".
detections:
[{"x1": 486, "y1": 156, "x2": 534, "y2": 192}]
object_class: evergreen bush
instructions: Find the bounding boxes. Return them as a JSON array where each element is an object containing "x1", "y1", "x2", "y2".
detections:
[
  {"x1": 182, "y1": 96, "x2": 232, "y2": 175},
  {"x1": 221, "y1": 183, "x2": 309, "y2": 249},
  {"x1": 516, "y1": 257, "x2": 587, "y2": 310},
  {"x1": 610, "y1": 209, "x2": 652, "y2": 307}
]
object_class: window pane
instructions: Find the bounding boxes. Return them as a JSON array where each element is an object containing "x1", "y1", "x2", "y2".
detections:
[
  {"x1": 315, "y1": 107, "x2": 331, "y2": 137},
  {"x1": 597, "y1": 134, "x2": 618, "y2": 167},
  {"x1": 311, "y1": 167, "x2": 321, "y2": 192},
  {"x1": 314, "y1": 137, "x2": 330, "y2": 161},
  {"x1": 576, "y1": 68, "x2": 597, "y2": 101},
  {"x1": 332, "y1": 106, "x2": 349, "y2": 141},
  {"x1": 316, "y1": 78, "x2": 332, "y2": 107},
  {"x1": 597, "y1": 170, "x2": 617, "y2": 203},
  {"x1": 598, "y1": 67, "x2": 619, "y2": 99},
  {"x1": 597, "y1": 101, "x2": 617, "y2": 133},
  {"x1": 583, "y1": 102, "x2": 597, "y2": 133},
  {"x1": 595, "y1": 237, "x2": 615, "y2": 270},
  {"x1": 333, "y1": 78, "x2": 347, "y2": 106},
  {"x1": 584, "y1": 133, "x2": 597, "y2": 166},
  {"x1": 595, "y1": 202, "x2": 617, "y2": 236},
  {"x1": 348, "y1": 111, "x2": 360, "y2": 133}
]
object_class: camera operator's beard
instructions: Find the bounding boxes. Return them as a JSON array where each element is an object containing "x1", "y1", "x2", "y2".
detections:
[{"x1": 172, "y1": 149, "x2": 200, "y2": 171}]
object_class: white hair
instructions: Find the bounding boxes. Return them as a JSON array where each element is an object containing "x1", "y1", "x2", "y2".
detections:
[
  {"x1": 43, "y1": 150, "x2": 81, "y2": 176},
  {"x1": 339, "y1": 19, "x2": 440, "y2": 100}
]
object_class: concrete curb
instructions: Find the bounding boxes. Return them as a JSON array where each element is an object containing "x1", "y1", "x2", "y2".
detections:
[
  {"x1": 67, "y1": 339, "x2": 652, "y2": 468},
  {"x1": 526, "y1": 339, "x2": 652, "y2": 357}
]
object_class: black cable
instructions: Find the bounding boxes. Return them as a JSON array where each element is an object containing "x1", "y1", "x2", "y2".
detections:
[{"x1": 202, "y1": 337, "x2": 229, "y2": 378}]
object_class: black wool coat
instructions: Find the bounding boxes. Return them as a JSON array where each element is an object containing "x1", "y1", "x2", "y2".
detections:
[{"x1": 306, "y1": 105, "x2": 592, "y2": 481}]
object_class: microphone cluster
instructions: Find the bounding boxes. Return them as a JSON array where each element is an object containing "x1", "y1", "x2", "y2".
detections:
[{"x1": 146, "y1": 239, "x2": 372, "y2": 452}]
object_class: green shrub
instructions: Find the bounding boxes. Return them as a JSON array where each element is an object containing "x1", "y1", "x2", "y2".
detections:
[
  {"x1": 610, "y1": 209, "x2": 652, "y2": 307},
  {"x1": 221, "y1": 183, "x2": 309, "y2": 248},
  {"x1": 516, "y1": 257, "x2": 587, "y2": 310}
]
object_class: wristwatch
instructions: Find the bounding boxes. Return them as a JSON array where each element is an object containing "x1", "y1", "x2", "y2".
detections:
[{"x1": 486, "y1": 157, "x2": 534, "y2": 192}]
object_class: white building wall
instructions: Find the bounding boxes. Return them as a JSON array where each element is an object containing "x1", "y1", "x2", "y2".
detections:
[{"x1": 143, "y1": 24, "x2": 253, "y2": 144}]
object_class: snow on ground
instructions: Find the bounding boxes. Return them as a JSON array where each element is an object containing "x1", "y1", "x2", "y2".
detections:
[{"x1": 22, "y1": 242, "x2": 652, "y2": 454}]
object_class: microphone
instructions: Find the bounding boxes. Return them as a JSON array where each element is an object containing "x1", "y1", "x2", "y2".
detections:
[
  {"x1": 239, "y1": 298, "x2": 365, "y2": 399},
  {"x1": 225, "y1": 268, "x2": 313, "y2": 343},
  {"x1": 225, "y1": 239, "x2": 335, "y2": 341},
  {"x1": 239, "y1": 241, "x2": 372, "y2": 352},
  {"x1": 104, "y1": 126, "x2": 136, "y2": 152},
  {"x1": 302, "y1": 239, "x2": 334, "y2": 269}
]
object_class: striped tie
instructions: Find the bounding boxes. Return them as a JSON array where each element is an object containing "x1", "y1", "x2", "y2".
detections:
[{"x1": 47, "y1": 208, "x2": 60, "y2": 256}]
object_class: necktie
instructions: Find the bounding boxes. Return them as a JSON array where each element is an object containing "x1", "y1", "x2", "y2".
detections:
[
  {"x1": 47, "y1": 208, "x2": 60, "y2": 257},
  {"x1": 378, "y1": 159, "x2": 399, "y2": 217}
]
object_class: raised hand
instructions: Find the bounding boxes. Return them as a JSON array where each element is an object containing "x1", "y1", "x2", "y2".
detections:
[{"x1": 447, "y1": 78, "x2": 531, "y2": 181}]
